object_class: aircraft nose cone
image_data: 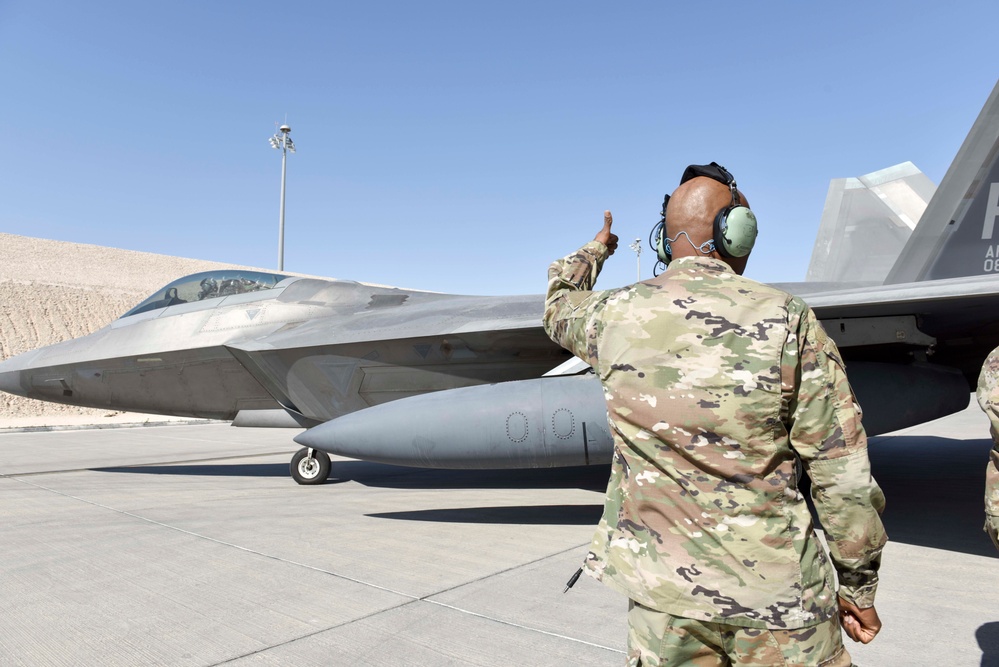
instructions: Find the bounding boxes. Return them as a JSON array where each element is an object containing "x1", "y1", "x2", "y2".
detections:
[
  {"x1": 0, "y1": 352, "x2": 32, "y2": 398},
  {"x1": 0, "y1": 366, "x2": 25, "y2": 398}
]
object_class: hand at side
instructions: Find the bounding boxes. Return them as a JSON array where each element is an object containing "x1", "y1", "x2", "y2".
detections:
[{"x1": 838, "y1": 596, "x2": 882, "y2": 644}]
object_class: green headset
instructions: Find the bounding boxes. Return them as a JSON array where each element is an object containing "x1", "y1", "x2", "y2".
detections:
[{"x1": 651, "y1": 162, "x2": 758, "y2": 270}]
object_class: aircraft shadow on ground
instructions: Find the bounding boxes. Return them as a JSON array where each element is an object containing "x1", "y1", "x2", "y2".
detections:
[
  {"x1": 94, "y1": 433, "x2": 999, "y2": 555},
  {"x1": 94, "y1": 461, "x2": 610, "y2": 525},
  {"x1": 94, "y1": 460, "x2": 612, "y2": 493},
  {"x1": 367, "y1": 504, "x2": 603, "y2": 525},
  {"x1": 864, "y1": 434, "x2": 998, "y2": 559},
  {"x1": 95, "y1": 462, "x2": 292, "y2": 478}
]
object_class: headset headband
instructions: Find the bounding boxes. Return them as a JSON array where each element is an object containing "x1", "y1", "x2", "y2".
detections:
[{"x1": 680, "y1": 162, "x2": 736, "y2": 188}]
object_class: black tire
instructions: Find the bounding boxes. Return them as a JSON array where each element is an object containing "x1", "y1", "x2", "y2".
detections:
[{"x1": 290, "y1": 448, "x2": 331, "y2": 485}]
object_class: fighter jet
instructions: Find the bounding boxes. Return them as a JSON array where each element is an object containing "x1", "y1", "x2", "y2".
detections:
[{"x1": 3, "y1": 80, "x2": 999, "y2": 485}]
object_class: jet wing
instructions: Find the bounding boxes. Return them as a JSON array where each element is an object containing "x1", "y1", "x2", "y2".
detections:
[{"x1": 223, "y1": 291, "x2": 566, "y2": 422}]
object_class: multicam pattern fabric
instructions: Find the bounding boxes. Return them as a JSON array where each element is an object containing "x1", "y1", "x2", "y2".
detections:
[
  {"x1": 543, "y1": 242, "x2": 886, "y2": 629},
  {"x1": 975, "y1": 346, "x2": 999, "y2": 552},
  {"x1": 626, "y1": 601, "x2": 852, "y2": 666}
]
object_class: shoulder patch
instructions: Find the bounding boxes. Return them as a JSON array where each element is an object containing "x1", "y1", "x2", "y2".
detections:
[{"x1": 815, "y1": 322, "x2": 828, "y2": 348}]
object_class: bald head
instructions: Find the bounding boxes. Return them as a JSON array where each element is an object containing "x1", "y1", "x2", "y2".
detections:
[{"x1": 665, "y1": 176, "x2": 751, "y2": 274}]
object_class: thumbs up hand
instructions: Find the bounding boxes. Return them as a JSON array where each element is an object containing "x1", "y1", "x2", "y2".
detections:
[{"x1": 595, "y1": 210, "x2": 619, "y2": 256}]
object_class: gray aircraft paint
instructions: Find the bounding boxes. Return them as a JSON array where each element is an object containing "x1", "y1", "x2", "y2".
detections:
[
  {"x1": 295, "y1": 374, "x2": 615, "y2": 469},
  {"x1": 886, "y1": 79, "x2": 999, "y2": 283}
]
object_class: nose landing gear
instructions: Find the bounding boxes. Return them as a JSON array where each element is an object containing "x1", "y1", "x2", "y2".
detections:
[{"x1": 290, "y1": 447, "x2": 331, "y2": 485}]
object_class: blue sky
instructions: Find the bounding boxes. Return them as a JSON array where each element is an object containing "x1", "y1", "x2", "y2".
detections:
[{"x1": 1, "y1": 1, "x2": 996, "y2": 295}]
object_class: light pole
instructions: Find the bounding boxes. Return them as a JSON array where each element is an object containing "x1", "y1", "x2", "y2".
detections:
[
  {"x1": 629, "y1": 238, "x2": 642, "y2": 281},
  {"x1": 269, "y1": 124, "x2": 296, "y2": 271}
]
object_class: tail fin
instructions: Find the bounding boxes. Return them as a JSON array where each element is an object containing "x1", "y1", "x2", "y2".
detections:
[
  {"x1": 806, "y1": 162, "x2": 935, "y2": 283},
  {"x1": 884, "y1": 79, "x2": 999, "y2": 283}
]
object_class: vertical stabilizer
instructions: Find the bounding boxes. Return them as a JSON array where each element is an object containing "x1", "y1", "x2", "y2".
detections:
[
  {"x1": 806, "y1": 162, "x2": 935, "y2": 283},
  {"x1": 885, "y1": 79, "x2": 999, "y2": 283}
]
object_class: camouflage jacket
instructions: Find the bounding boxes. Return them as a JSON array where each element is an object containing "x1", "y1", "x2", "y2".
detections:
[
  {"x1": 975, "y1": 347, "x2": 999, "y2": 552},
  {"x1": 543, "y1": 242, "x2": 886, "y2": 629}
]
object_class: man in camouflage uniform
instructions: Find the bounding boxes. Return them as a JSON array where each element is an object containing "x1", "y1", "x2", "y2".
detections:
[
  {"x1": 543, "y1": 172, "x2": 886, "y2": 666},
  {"x1": 974, "y1": 346, "x2": 999, "y2": 552}
]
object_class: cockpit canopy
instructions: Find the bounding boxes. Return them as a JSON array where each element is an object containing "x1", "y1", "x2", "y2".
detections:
[{"x1": 121, "y1": 270, "x2": 289, "y2": 318}]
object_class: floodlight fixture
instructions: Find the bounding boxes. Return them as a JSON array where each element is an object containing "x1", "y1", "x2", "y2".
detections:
[
  {"x1": 629, "y1": 238, "x2": 642, "y2": 281},
  {"x1": 269, "y1": 124, "x2": 296, "y2": 271}
]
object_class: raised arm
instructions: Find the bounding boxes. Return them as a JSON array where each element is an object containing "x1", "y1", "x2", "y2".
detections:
[{"x1": 542, "y1": 211, "x2": 618, "y2": 363}]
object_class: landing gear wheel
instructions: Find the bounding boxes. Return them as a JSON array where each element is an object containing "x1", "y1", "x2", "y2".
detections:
[{"x1": 291, "y1": 447, "x2": 331, "y2": 485}]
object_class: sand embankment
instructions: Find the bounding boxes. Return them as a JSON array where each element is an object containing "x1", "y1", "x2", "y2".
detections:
[{"x1": 0, "y1": 233, "x2": 260, "y2": 427}]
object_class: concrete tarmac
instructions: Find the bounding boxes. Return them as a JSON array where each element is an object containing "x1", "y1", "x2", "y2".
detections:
[{"x1": 1, "y1": 403, "x2": 997, "y2": 666}]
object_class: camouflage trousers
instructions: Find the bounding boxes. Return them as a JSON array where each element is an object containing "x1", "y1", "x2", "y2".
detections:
[{"x1": 626, "y1": 601, "x2": 853, "y2": 667}]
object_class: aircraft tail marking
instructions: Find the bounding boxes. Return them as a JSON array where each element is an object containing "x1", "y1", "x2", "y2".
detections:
[{"x1": 885, "y1": 79, "x2": 999, "y2": 283}]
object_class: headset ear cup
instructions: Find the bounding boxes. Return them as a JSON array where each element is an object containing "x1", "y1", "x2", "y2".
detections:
[
  {"x1": 713, "y1": 208, "x2": 731, "y2": 258},
  {"x1": 656, "y1": 223, "x2": 671, "y2": 265},
  {"x1": 714, "y1": 206, "x2": 757, "y2": 258}
]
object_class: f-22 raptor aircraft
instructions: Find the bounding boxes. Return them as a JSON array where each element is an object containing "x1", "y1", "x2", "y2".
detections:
[{"x1": 3, "y1": 81, "x2": 999, "y2": 485}]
